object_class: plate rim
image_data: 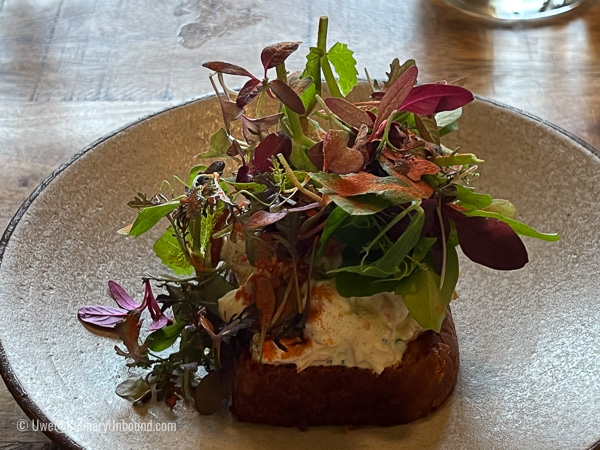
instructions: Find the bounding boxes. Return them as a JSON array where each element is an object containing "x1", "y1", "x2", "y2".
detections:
[{"x1": 1, "y1": 95, "x2": 599, "y2": 449}]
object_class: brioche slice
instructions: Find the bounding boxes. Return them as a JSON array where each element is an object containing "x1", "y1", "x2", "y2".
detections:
[{"x1": 231, "y1": 309, "x2": 459, "y2": 428}]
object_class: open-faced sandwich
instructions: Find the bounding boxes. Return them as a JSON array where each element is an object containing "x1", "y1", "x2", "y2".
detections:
[{"x1": 78, "y1": 17, "x2": 558, "y2": 427}]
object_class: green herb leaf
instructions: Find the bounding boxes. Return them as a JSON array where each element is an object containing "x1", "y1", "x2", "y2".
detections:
[
  {"x1": 222, "y1": 180, "x2": 267, "y2": 193},
  {"x1": 463, "y1": 209, "x2": 560, "y2": 242},
  {"x1": 188, "y1": 165, "x2": 208, "y2": 188},
  {"x1": 327, "y1": 193, "x2": 390, "y2": 216},
  {"x1": 146, "y1": 321, "x2": 187, "y2": 352},
  {"x1": 439, "y1": 121, "x2": 459, "y2": 137},
  {"x1": 128, "y1": 201, "x2": 180, "y2": 237},
  {"x1": 153, "y1": 227, "x2": 195, "y2": 276},
  {"x1": 435, "y1": 108, "x2": 463, "y2": 128},
  {"x1": 300, "y1": 47, "x2": 324, "y2": 113},
  {"x1": 115, "y1": 377, "x2": 151, "y2": 402},
  {"x1": 197, "y1": 128, "x2": 231, "y2": 158},
  {"x1": 441, "y1": 245, "x2": 459, "y2": 304},
  {"x1": 451, "y1": 184, "x2": 493, "y2": 209},
  {"x1": 290, "y1": 140, "x2": 318, "y2": 172},
  {"x1": 327, "y1": 42, "x2": 358, "y2": 96},
  {"x1": 316, "y1": 207, "x2": 349, "y2": 259},
  {"x1": 414, "y1": 115, "x2": 440, "y2": 145},
  {"x1": 432, "y1": 153, "x2": 484, "y2": 167},
  {"x1": 396, "y1": 264, "x2": 446, "y2": 332},
  {"x1": 483, "y1": 198, "x2": 517, "y2": 218}
]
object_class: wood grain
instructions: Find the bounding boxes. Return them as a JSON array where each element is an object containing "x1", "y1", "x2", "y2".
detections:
[{"x1": 1, "y1": 0, "x2": 599, "y2": 447}]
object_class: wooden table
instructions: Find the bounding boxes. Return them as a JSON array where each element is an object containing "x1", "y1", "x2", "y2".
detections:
[{"x1": 1, "y1": 0, "x2": 599, "y2": 447}]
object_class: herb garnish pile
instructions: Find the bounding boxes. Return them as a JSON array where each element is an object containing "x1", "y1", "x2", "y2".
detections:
[{"x1": 78, "y1": 17, "x2": 558, "y2": 414}]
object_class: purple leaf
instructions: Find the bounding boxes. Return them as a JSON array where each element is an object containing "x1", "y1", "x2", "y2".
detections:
[
  {"x1": 268, "y1": 80, "x2": 306, "y2": 115},
  {"x1": 400, "y1": 84, "x2": 474, "y2": 115},
  {"x1": 77, "y1": 305, "x2": 127, "y2": 328},
  {"x1": 236, "y1": 165, "x2": 252, "y2": 182},
  {"x1": 446, "y1": 207, "x2": 528, "y2": 270},
  {"x1": 236, "y1": 78, "x2": 263, "y2": 108},
  {"x1": 260, "y1": 41, "x2": 302, "y2": 74},
  {"x1": 372, "y1": 65, "x2": 418, "y2": 136},
  {"x1": 202, "y1": 61, "x2": 256, "y2": 78},
  {"x1": 244, "y1": 210, "x2": 289, "y2": 230},
  {"x1": 251, "y1": 133, "x2": 291, "y2": 173},
  {"x1": 108, "y1": 281, "x2": 140, "y2": 311},
  {"x1": 324, "y1": 97, "x2": 374, "y2": 129},
  {"x1": 308, "y1": 141, "x2": 324, "y2": 170}
]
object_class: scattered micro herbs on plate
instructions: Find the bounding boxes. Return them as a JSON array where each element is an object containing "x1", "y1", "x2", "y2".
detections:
[{"x1": 77, "y1": 17, "x2": 559, "y2": 414}]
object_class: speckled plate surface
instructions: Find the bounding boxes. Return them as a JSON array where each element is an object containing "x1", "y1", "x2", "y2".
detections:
[{"x1": 1, "y1": 90, "x2": 599, "y2": 450}]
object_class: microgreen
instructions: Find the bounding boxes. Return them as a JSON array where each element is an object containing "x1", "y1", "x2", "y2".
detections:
[{"x1": 78, "y1": 16, "x2": 558, "y2": 414}]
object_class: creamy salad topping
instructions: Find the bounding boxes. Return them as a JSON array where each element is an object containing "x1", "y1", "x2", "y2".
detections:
[{"x1": 219, "y1": 279, "x2": 423, "y2": 374}]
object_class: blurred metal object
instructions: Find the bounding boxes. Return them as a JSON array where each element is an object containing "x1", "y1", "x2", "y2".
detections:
[{"x1": 444, "y1": 0, "x2": 590, "y2": 21}]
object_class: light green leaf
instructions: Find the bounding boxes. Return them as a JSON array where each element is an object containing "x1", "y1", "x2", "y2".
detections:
[
  {"x1": 452, "y1": 184, "x2": 493, "y2": 208},
  {"x1": 396, "y1": 265, "x2": 446, "y2": 332},
  {"x1": 289, "y1": 141, "x2": 318, "y2": 172},
  {"x1": 223, "y1": 179, "x2": 267, "y2": 193},
  {"x1": 439, "y1": 121, "x2": 459, "y2": 137},
  {"x1": 188, "y1": 164, "x2": 208, "y2": 187},
  {"x1": 435, "y1": 108, "x2": 463, "y2": 128},
  {"x1": 483, "y1": 198, "x2": 516, "y2": 219},
  {"x1": 463, "y1": 209, "x2": 560, "y2": 242},
  {"x1": 432, "y1": 153, "x2": 483, "y2": 166},
  {"x1": 129, "y1": 201, "x2": 180, "y2": 237},
  {"x1": 327, "y1": 42, "x2": 358, "y2": 96},
  {"x1": 197, "y1": 128, "x2": 231, "y2": 158},
  {"x1": 146, "y1": 321, "x2": 187, "y2": 352},
  {"x1": 153, "y1": 227, "x2": 194, "y2": 276}
]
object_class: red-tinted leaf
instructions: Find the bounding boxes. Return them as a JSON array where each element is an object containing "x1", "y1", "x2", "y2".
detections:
[
  {"x1": 400, "y1": 84, "x2": 474, "y2": 115},
  {"x1": 114, "y1": 312, "x2": 150, "y2": 367},
  {"x1": 241, "y1": 113, "x2": 283, "y2": 144},
  {"x1": 372, "y1": 65, "x2": 418, "y2": 136},
  {"x1": 77, "y1": 305, "x2": 127, "y2": 328},
  {"x1": 377, "y1": 156, "x2": 435, "y2": 199},
  {"x1": 244, "y1": 210, "x2": 289, "y2": 230},
  {"x1": 323, "y1": 130, "x2": 363, "y2": 174},
  {"x1": 311, "y1": 172, "x2": 425, "y2": 203},
  {"x1": 353, "y1": 124, "x2": 370, "y2": 164},
  {"x1": 236, "y1": 165, "x2": 252, "y2": 183},
  {"x1": 108, "y1": 281, "x2": 140, "y2": 311},
  {"x1": 446, "y1": 207, "x2": 528, "y2": 270},
  {"x1": 324, "y1": 97, "x2": 374, "y2": 129},
  {"x1": 252, "y1": 132, "x2": 291, "y2": 172},
  {"x1": 236, "y1": 78, "x2": 263, "y2": 108},
  {"x1": 268, "y1": 80, "x2": 306, "y2": 115},
  {"x1": 289, "y1": 76, "x2": 313, "y2": 95},
  {"x1": 308, "y1": 141, "x2": 324, "y2": 170},
  {"x1": 218, "y1": 98, "x2": 243, "y2": 130},
  {"x1": 260, "y1": 41, "x2": 302, "y2": 73},
  {"x1": 202, "y1": 61, "x2": 255, "y2": 78}
]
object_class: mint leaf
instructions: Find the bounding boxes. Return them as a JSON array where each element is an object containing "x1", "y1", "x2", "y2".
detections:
[
  {"x1": 197, "y1": 128, "x2": 231, "y2": 158},
  {"x1": 327, "y1": 42, "x2": 358, "y2": 96},
  {"x1": 153, "y1": 227, "x2": 194, "y2": 276},
  {"x1": 129, "y1": 201, "x2": 180, "y2": 237}
]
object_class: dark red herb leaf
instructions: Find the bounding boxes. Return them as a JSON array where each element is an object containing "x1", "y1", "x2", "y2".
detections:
[
  {"x1": 446, "y1": 207, "x2": 528, "y2": 270},
  {"x1": 251, "y1": 132, "x2": 292, "y2": 172},
  {"x1": 308, "y1": 141, "x2": 324, "y2": 170},
  {"x1": 400, "y1": 84, "x2": 474, "y2": 115},
  {"x1": 114, "y1": 312, "x2": 150, "y2": 367},
  {"x1": 372, "y1": 65, "x2": 418, "y2": 136},
  {"x1": 202, "y1": 61, "x2": 255, "y2": 79},
  {"x1": 244, "y1": 210, "x2": 289, "y2": 230},
  {"x1": 77, "y1": 305, "x2": 127, "y2": 328},
  {"x1": 268, "y1": 80, "x2": 306, "y2": 115},
  {"x1": 324, "y1": 97, "x2": 374, "y2": 129},
  {"x1": 236, "y1": 78, "x2": 263, "y2": 108},
  {"x1": 323, "y1": 130, "x2": 363, "y2": 174},
  {"x1": 260, "y1": 41, "x2": 302, "y2": 73},
  {"x1": 143, "y1": 279, "x2": 172, "y2": 331}
]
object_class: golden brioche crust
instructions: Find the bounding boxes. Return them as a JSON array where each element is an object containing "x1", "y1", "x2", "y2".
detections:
[{"x1": 231, "y1": 309, "x2": 459, "y2": 428}]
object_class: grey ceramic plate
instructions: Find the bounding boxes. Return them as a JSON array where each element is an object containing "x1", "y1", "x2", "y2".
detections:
[{"x1": 1, "y1": 91, "x2": 600, "y2": 450}]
